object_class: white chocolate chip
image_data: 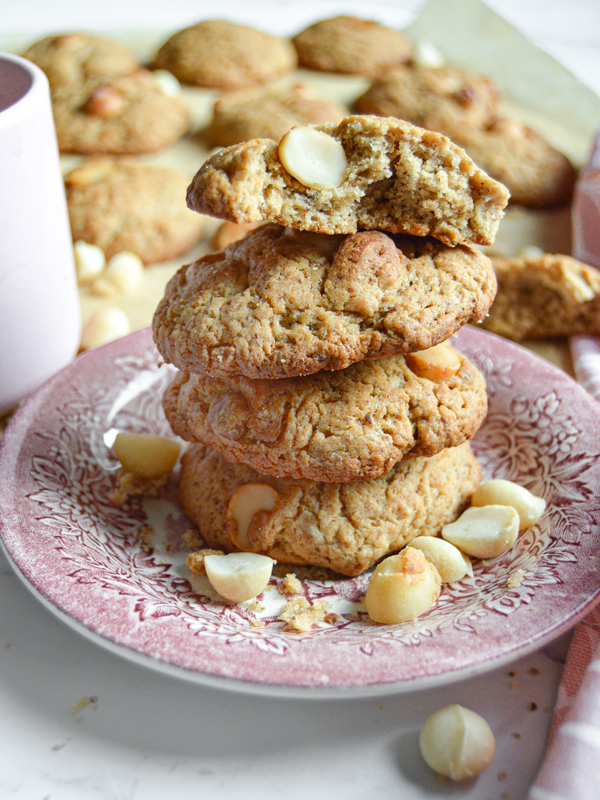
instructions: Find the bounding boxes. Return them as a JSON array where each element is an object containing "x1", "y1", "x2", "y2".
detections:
[
  {"x1": 152, "y1": 69, "x2": 182, "y2": 96},
  {"x1": 419, "y1": 705, "x2": 495, "y2": 780},
  {"x1": 73, "y1": 240, "x2": 106, "y2": 285},
  {"x1": 278, "y1": 127, "x2": 347, "y2": 190},
  {"x1": 113, "y1": 432, "x2": 181, "y2": 479},
  {"x1": 406, "y1": 341, "x2": 461, "y2": 381},
  {"x1": 228, "y1": 483, "x2": 278, "y2": 551},
  {"x1": 80, "y1": 308, "x2": 130, "y2": 350},
  {"x1": 412, "y1": 39, "x2": 445, "y2": 68},
  {"x1": 94, "y1": 251, "x2": 144, "y2": 295},
  {"x1": 364, "y1": 547, "x2": 441, "y2": 624},
  {"x1": 409, "y1": 536, "x2": 473, "y2": 583},
  {"x1": 204, "y1": 552, "x2": 275, "y2": 603},
  {"x1": 471, "y1": 479, "x2": 546, "y2": 531},
  {"x1": 442, "y1": 505, "x2": 519, "y2": 559}
]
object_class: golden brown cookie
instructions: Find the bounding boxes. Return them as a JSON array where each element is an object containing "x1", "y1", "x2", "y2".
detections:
[
  {"x1": 22, "y1": 33, "x2": 139, "y2": 100},
  {"x1": 204, "y1": 83, "x2": 347, "y2": 148},
  {"x1": 460, "y1": 119, "x2": 577, "y2": 208},
  {"x1": 162, "y1": 347, "x2": 488, "y2": 482},
  {"x1": 65, "y1": 160, "x2": 206, "y2": 264},
  {"x1": 52, "y1": 69, "x2": 190, "y2": 155},
  {"x1": 482, "y1": 253, "x2": 600, "y2": 340},
  {"x1": 152, "y1": 20, "x2": 297, "y2": 88},
  {"x1": 186, "y1": 115, "x2": 509, "y2": 247},
  {"x1": 152, "y1": 224, "x2": 497, "y2": 379},
  {"x1": 353, "y1": 64, "x2": 499, "y2": 138},
  {"x1": 292, "y1": 16, "x2": 412, "y2": 77},
  {"x1": 179, "y1": 441, "x2": 481, "y2": 576}
]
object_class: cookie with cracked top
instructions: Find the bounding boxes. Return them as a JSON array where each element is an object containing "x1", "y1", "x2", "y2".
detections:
[
  {"x1": 162, "y1": 346, "x2": 487, "y2": 483},
  {"x1": 482, "y1": 253, "x2": 600, "y2": 340},
  {"x1": 186, "y1": 115, "x2": 509, "y2": 247},
  {"x1": 65, "y1": 160, "x2": 206, "y2": 264},
  {"x1": 152, "y1": 224, "x2": 497, "y2": 379},
  {"x1": 205, "y1": 83, "x2": 347, "y2": 148},
  {"x1": 459, "y1": 119, "x2": 576, "y2": 208},
  {"x1": 179, "y1": 441, "x2": 481, "y2": 577},
  {"x1": 353, "y1": 64, "x2": 500, "y2": 139},
  {"x1": 292, "y1": 15, "x2": 412, "y2": 77},
  {"x1": 152, "y1": 20, "x2": 297, "y2": 89}
]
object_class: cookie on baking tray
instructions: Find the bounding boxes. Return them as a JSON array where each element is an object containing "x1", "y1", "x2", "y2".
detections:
[
  {"x1": 292, "y1": 15, "x2": 412, "y2": 78},
  {"x1": 482, "y1": 252, "x2": 600, "y2": 340},
  {"x1": 161, "y1": 346, "x2": 488, "y2": 483},
  {"x1": 152, "y1": 20, "x2": 297, "y2": 89},
  {"x1": 52, "y1": 70, "x2": 190, "y2": 155},
  {"x1": 186, "y1": 115, "x2": 510, "y2": 246},
  {"x1": 152, "y1": 224, "x2": 497, "y2": 380},
  {"x1": 179, "y1": 441, "x2": 481, "y2": 577},
  {"x1": 204, "y1": 83, "x2": 347, "y2": 148},
  {"x1": 459, "y1": 119, "x2": 577, "y2": 209},
  {"x1": 21, "y1": 33, "x2": 139, "y2": 100},
  {"x1": 353, "y1": 64, "x2": 500, "y2": 139},
  {"x1": 65, "y1": 160, "x2": 206, "y2": 264}
]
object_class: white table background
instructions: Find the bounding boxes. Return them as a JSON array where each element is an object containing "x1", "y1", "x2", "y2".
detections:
[{"x1": 1, "y1": 2, "x2": 599, "y2": 798}]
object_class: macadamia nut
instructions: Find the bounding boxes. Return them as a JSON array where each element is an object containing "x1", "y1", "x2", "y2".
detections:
[
  {"x1": 228, "y1": 483, "x2": 279, "y2": 551},
  {"x1": 113, "y1": 432, "x2": 181, "y2": 479},
  {"x1": 471, "y1": 479, "x2": 545, "y2": 531},
  {"x1": 406, "y1": 342, "x2": 461, "y2": 381},
  {"x1": 204, "y1": 552, "x2": 274, "y2": 603},
  {"x1": 74, "y1": 240, "x2": 106, "y2": 285},
  {"x1": 442, "y1": 505, "x2": 519, "y2": 559},
  {"x1": 80, "y1": 307, "x2": 130, "y2": 350},
  {"x1": 278, "y1": 126, "x2": 347, "y2": 189},
  {"x1": 364, "y1": 547, "x2": 441, "y2": 624},
  {"x1": 419, "y1": 704, "x2": 495, "y2": 780},
  {"x1": 409, "y1": 536, "x2": 473, "y2": 583}
]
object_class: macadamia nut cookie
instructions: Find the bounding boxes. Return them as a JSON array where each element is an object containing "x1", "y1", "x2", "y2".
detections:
[
  {"x1": 152, "y1": 224, "x2": 497, "y2": 379},
  {"x1": 22, "y1": 33, "x2": 139, "y2": 100},
  {"x1": 292, "y1": 16, "x2": 412, "y2": 77},
  {"x1": 186, "y1": 115, "x2": 509, "y2": 246},
  {"x1": 152, "y1": 20, "x2": 297, "y2": 88},
  {"x1": 52, "y1": 69, "x2": 190, "y2": 154},
  {"x1": 66, "y1": 161, "x2": 206, "y2": 264},
  {"x1": 179, "y1": 442, "x2": 481, "y2": 576},
  {"x1": 162, "y1": 347, "x2": 487, "y2": 482},
  {"x1": 460, "y1": 119, "x2": 576, "y2": 208},
  {"x1": 205, "y1": 83, "x2": 347, "y2": 148},
  {"x1": 482, "y1": 252, "x2": 600, "y2": 340},
  {"x1": 353, "y1": 64, "x2": 500, "y2": 139}
]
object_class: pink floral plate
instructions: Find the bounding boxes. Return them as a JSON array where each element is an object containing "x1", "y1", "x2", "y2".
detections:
[{"x1": 1, "y1": 326, "x2": 600, "y2": 698}]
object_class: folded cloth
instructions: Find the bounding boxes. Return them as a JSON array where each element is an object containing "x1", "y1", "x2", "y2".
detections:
[{"x1": 529, "y1": 133, "x2": 600, "y2": 800}]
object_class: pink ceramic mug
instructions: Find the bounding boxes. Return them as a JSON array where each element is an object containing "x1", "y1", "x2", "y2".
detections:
[{"x1": 0, "y1": 52, "x2": 80, "y2": 416}]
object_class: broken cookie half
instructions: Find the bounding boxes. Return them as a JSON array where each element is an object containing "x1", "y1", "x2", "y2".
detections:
[{"x1": 186, "y1": 114, "x2": 510, "y2": 247}]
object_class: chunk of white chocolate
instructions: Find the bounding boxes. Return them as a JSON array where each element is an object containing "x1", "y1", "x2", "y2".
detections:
[
  {"x1": 113, "y1": 432, "x2": 181, "y2": 479},
  {"x1": 471, "y1": 479, "x2": 546, "y2": 531},
  {"x1": 442, "y1": 505, "x2": 519, "y2": 559},
  {"x1": 419, "y1": 704, "x2": 495, "y2": 780},
  {"x1": 364, "y1": 547, "x2": 441, "y2": 624},
  {"x1": 278, "y1": 126, "x2": 347, "y2": 190},
  {"x1": 409, "y1": 536, "x2": 473, "y2": 582},
  {"x1": 204, "y1": 552, "x2": 274, "y2": 603},
  {"x1": 228, "y1": 483, "x2": 278, "y2": 551}
]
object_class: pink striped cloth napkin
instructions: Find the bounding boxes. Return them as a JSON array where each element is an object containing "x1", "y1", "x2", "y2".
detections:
[{"x1": 529, "y1": 133, "x2": 600, "y2": 799}]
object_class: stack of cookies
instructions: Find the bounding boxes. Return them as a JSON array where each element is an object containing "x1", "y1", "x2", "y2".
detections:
[{"x1": 152, "y1": 114, "x2": 510, "y2": 577}]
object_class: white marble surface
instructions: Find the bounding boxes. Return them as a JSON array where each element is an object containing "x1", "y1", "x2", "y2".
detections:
[{"x1": 1, "y1": 2, "x2": 599, "y2": 798}]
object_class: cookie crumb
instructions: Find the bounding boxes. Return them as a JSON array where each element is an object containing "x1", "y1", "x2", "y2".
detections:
[
  {"x1": 110, "y1": 469, "x2": 168, "y2": 505},
  {"x1": 530, "y1": 667, "x2": 542, "y2": 676},
  {"x1": 133, "y1": 524, "x2": 153, "y2": 551},
  {"x1": 186, "y1": 549, "x2": 226, "y2": 575},
  {"x1": 182, "y1": 528, "x2": 204, "y2": 550},
  {"x1": 512, "y1": 732, "x2": 521, "y2": 739},
  {"x1": 249, "y1": 618, "x2": 265, "y2": 628},
  {"x1": 529, "y1": 702, "x2": 538, "y2": 711},
  {"x1": 498, "y1": 770, "x2": 507, "y2": 781},
  {"x1": 70, "y1": 696, "x2": 97, "y2": 715},
  {"x1": 506, "y1": 568, "x2": 525, "y2": 589},
  {"x1": 279, "y1": 597, "x2": 331, "y2": 632},
  {"x1": 278, "y1": 573, "x2": 303, "y2": 596},
  {"x1": 508, "y1": 669, "x2": 517, "y2": 677}
]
